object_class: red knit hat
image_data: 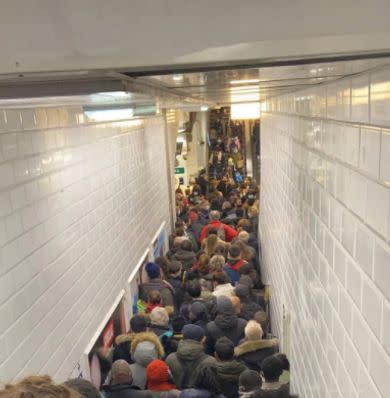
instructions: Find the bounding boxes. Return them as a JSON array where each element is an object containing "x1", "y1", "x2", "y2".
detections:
[{"x1": 146, "y1": 360, "x2": 175, "y2": 391}]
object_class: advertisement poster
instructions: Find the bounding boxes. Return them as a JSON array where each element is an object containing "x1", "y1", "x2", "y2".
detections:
[
  {"x1": 130, "y1": 252, "x2": 150, "y2": 314},
  {"x1": 153, "y1": 228, "x2": 166, "y2": 259}
]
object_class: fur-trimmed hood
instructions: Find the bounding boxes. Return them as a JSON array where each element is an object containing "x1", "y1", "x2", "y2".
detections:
[
  {"x1": 130, "y1": 331, "x2": 164, "y2": 358},
  {"x1": 115, "y1": 333, "x2": 135, "y2": 345},
  {"x1": 234, "y1": 339, "x2": 278, "y2": 357}
]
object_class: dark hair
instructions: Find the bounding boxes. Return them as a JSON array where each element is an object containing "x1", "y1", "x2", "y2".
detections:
[
  {"x1": 213, "y1": 271, "x2": 229, "y2": 285},
  {"x1": 154, "y1": 256, "x2": 171, "y2": 276},
  {"x1": 147, "y1": 290, "x2": 162, "y2": 305},
  {"x1": 193, "y1": 363, "x2": 222, "y2": 395},
  {"x1": 172, "y1": 317, "x2": 186, "y2": 333},
  {"x1": 228, "y1": 245, "x2": 241, "y2": 258},
  {"x1": 274, "y1": 353, "x2": 290, "y2": 371},
  {"x1": 261, "y1": 356, "x2": 284, "y2": 382},
  {"x1": 215, "y1": 337, "x2": 234, "y2": 360},
  {"x1": 181, "y1": 240, "x2": 193, "y2": 251},
  {"x1": 186, "y1": 280, "x2": 201, "y2": 298},
  {"x1": 207, "y1": 227, "x2": 219, "y2": 236},
  {"x1": 238, "y1": 263, "x2": 254, "y2": 275},
  {"x1": 130, "y1": 314, "x2": 148, "y2": 333},
  {"x1": 175, "y1": 227, "x2": 185, "y2": 237},
  {"x1": 64, "y1": 379, "x2": 100, "y2": 398}
]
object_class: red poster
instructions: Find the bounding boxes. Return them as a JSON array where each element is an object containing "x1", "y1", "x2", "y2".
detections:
[{"x1": 102, "y1": 318, "x2": 115, "y2": 352}]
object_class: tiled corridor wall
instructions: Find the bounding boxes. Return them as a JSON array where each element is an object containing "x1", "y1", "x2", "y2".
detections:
[
  {"x1": 260, "y1": 65, "x2": 390, "y2": 398},
  {"x1": 0, "y1": 107, "x2": 171, "y2": 382}
]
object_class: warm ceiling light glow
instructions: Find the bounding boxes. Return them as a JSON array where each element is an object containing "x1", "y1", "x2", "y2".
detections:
[
  {"x1": 84, "y1": 108, "x2": 134, "y2": 122},
  {"x1": 173, "y1": 75, "x2": 184, "y2": 82},
  {"x1": 231, "y1": 103, "x2": 260, "y2": 120},
  {"x1": 200, "y1": 106, "x2": 209, "y2": 111},
  {"x1": 230, "y1": 79, "x2": 260, "y2": 85}
]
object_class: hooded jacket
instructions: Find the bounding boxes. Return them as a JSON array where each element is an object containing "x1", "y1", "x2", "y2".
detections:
[
  {"x1": 215, "y1": 360, "x2": 247, "y2": 398},
  {"x1": 234, "y1": 340, "x2": 278, "y2": 372},
  {"x1": 166, "y1": 339, "x2": 216, "y2": 389},
  {"x1": 139, "y1": 279, "x2": 174, "y2": 307},
  {"x1": 102, "y1": 384, "x2": 153, "y2": 398},
  {"x1": 205, "y1": 312, "x2": 247, "y2": 355},
  {"x1": 172, "y1": 250, "x2": 197, "y2": 270},
  {"x1": 239, "y1": 300, "x2": 263, "y2": 321},
  {"x1": 131, "y1": 332, "x2": 165, "y2": 358},
  {"x1": 223, "y1": 260, "x2": 247, "y2": 285},
  {"x1": 130, "y1": 341, "x2": 159, "y2": 389},
  {"x1": 112, "y1": 333, "x2": 136, "y2": 364}
]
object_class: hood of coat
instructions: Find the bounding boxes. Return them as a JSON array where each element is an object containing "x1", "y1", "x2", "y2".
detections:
[
  {"x1": 214, "y1": 312, "x2": 238, "y2": 331},
  {"x1": 132, "y1": 341, "x2": 158, "y2": 367},
  {"x1": 234, "y1": 339, "x2": 278, "y2": 357},
  {"x1": 215, "y1": 360, "x2": 247, "y2": 381},
  {"x1": 131, "y1": 332, "x2": 164, "y2": 358},
  {"x1": 115, "y1": 332, "x2": 135, "y2": 345},
  {"x1": 176, "y1": 339, "x2": 206, "y2": 362}
]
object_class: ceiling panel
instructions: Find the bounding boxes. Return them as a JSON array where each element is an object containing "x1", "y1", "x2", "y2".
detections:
[{"x1": 142, "y1": 57, "x2": 390, "y2": 105}]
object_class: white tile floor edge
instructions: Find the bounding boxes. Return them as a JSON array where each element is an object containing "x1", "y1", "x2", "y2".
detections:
[
  {"x1": 0, "y1": 107, "x2": 171, "y2": 383},
  {"x1": 260, "y1": 65, "x2": 390, "y2": 398}
]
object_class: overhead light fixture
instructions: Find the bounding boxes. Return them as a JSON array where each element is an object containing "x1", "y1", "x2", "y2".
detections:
[
  {"x1": 231, "y1": 103, "x2": 260, "y2": 120},
  {"x1": 173, "y1": 75, "x2": 184, "y2": 82},
  {"x1": 200, "y1": 106, "x2": 209, "y2": 111},
  {"x1": 83, "y1": 104, "x2": 156, "y2": 122},
  {"x1": 230, "y1": 79, "x2": 260, "y2": 85}
]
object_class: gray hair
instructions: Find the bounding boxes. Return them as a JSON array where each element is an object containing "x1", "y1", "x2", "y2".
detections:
[{"x1": 209, "y1": 210, "x2": 221, "y2": 220}]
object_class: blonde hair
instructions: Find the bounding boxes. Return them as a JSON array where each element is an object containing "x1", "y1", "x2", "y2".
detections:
[{"x1": 209, "y1": 255, "x2": 226, "y2": 272}]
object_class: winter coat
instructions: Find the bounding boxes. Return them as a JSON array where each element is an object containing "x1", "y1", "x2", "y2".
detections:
[
  {"x1": 130, "y1": 341, "x2": 160, "y2": 389},
  {"x1": 234, "y1": 340, "x2": 279, "y2": 372},
  {"x1": 102, "y1": 384, "x2": 153, "y2": 398},
  {"x1": 200, "y1": 221, "x2": 238, "y2": 242},
  {"x1": 139, "y1": 279, "x2": 174, "y2": 307},
  {"x1": 172, "y1": 250, "x2": 197, "y2": 270},
  {"x1": 149, "y1": 324, "x2": 173, "y2": 339},
  {"x1": 167, "y1": 277, "x2": 186, "y2": 312},
  {"x1": 150, "y1": 391, "x2": 181, "y2": 398},
  {"x1": 187, "y1": 222, "x2": 204, "y2": 242},
  {"x1": 205, "y1": 313, "x2": 247, "y2": 355},
  {"x1": 212, "y1": 283, "x2": 235, "y2": 298},
  {"x1": 131, "y1": 332, "x2": 164, "y2": 359},
  {"x1": 256, "y1": 384, "x2": 289, "y2": 398},
  {"x1": 166, "y1": 339, "x2": 216, "y2": 389},
  {"x1": 223, "y1": 260, "x2": 247, "y2": 285},
  {"x1": 112, "y1": 333, "x2": 136, "y2": 364},
  {"x1": 215, "y1": 360, "x2": 247, "y2": 398},
  {"x1": 239, "y1": 300, "x2": 263, "y2": 321},
  {"x1": 179, "y1": 389, "x2": 225, "y2": 398}
]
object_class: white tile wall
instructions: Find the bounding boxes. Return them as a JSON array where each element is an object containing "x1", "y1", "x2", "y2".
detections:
[
  {"x1": 0, "y1": 106, "x2": 171, "y2": 383},
  {"x1": 261, "y1": 64, "x2": 390, "y2": 398}
]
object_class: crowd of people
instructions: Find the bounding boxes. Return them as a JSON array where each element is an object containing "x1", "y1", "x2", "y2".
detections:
[{"x1": 1, "y1": 172, "x2": 295, "y2": 398}]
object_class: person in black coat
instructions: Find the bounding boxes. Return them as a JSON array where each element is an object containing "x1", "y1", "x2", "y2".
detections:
[
  {"x1": 101, "y1": 360, "x2": 153, "y2": 398},
  {"x1": 205, "y1": 296, "x2": 247, "y2": 355},
  {"x1": 234, "y1": 284, "x2": 263, "y2": 321}
]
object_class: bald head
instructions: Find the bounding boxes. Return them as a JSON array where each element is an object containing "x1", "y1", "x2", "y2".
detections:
[{"x1": 111, "y1": 360, "x2": 132, "y2": 385}]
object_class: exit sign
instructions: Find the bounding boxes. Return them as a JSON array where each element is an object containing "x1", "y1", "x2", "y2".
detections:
[{"x1": 175, "y1": 167, "x2": 185, "y2": 174}]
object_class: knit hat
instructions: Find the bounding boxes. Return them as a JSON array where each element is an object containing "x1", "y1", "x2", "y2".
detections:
[
  {"x1": 182, "y1": 324, "x2": 205, "y2": 342},
  {"x1": 245, "y1": 320, "x2": 263, "y2": 341},
  {"x1": 239, "y1": 369, "x2": 262, "y2": 392},
  {"x1": 145, "y1": 262, "x2": 160, "y2": 279},
  {"x1": 150, "y1": 307, "x2": 169, "y2": 327},
  {"x1": 234, "y1": 284, "x2": 250, "y2": 299},
  {"x1": 146, "y1": 359, "x2": 175, "y2": 391},
  {"x1": 217, "y1": 296, "x2": 234, "y2": 314}
]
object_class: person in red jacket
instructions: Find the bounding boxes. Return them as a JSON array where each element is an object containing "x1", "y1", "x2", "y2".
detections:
[{"x1": 200, "y1": 210, "x2": 238, "y2": 242}]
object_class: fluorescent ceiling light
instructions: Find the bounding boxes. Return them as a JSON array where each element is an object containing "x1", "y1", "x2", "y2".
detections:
[
  {"x1": 173, "y1": 75, "x2": 184, "y2": 82},
  {"x1": 102, "y1": 91, "x2": 132, "y2": 98},
  {"x1": 200, "y1": 106, "x2": 209, "y2": 111},
  {"x1": 230, "y1": 79, "x2": 260, "y2": 85},
  {"x1": 178, "y1": 128, "x2": 186, "y2": 133},
  {"x1": 231, "y1": 103, "x2": 260, "y2": 120},
  {"x1": 85, "y1": 108, "x2": 134, "y2": 122}
]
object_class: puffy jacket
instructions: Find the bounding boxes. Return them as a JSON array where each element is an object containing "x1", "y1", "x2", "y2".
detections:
[
  {"x1": 172, "y1": 250, "x2": 197, "y2": 270},
  {"x1": 234, "y1": 339, "x2": 278, "y2": 372},
  {"x1": 166, "y1": 339, "x2": 216, "y2": 389},
  {"x1": 215, "y1": 360, "x2": 247, "y2": 398},
  {"x1": 200, "y1": 221, "x2": 237, "y2": 242},
  {"x1": 205, "y1": 313, "x2": 246, "y2": 355},
  {"x1": 102, "y1": 384, "x2": 153, "y2": 398}
]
